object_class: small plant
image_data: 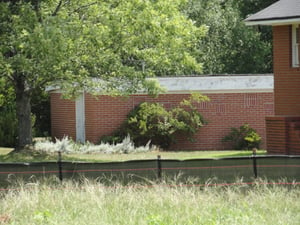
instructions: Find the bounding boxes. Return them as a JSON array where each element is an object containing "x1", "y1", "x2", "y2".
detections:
[
  {"x1": 222, "y1": 124, "x2": 261, "y2": 150},
  {"x1": 33, "y1": 210, "x2": 52, "y2": 223}
]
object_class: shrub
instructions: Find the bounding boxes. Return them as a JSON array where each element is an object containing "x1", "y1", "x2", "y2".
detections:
[
  {"x1": 100, "y1": 93, "x2": 209, "y2": 149},
  {"x1": 125, "y1": 102, "x2": 174, "y2": 148},
  {"x1": 222, "y1": 124, "x2": 261, "y2": 150}
]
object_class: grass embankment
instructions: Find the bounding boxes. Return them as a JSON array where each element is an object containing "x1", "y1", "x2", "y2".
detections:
[
  {"x1": 0, "y1": 148, "x2": 267, "y2": 162},
  {"x1": 0, "y1": 181, "x2": 299, "y2": 225}
]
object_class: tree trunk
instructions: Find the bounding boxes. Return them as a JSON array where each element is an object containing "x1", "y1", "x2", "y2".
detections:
[{"x1": 15, "y1": 78, "x2": 32, "y2": 150}]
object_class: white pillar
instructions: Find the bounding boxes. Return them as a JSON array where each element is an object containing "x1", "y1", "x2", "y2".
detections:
[{"x1": 75, "y1": 93, "x2": 85, "y2": 143}]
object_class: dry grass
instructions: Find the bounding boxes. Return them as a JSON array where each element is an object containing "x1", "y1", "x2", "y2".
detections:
[{"x1": 0, "y1": 180, "x2": 299, "y2": 225}]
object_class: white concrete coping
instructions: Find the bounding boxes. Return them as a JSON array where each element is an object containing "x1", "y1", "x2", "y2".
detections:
[
  {"x1": 47, "y1": 74, "x2": 274, "y2": 94},
  {"x1": 157, "y1": 75, "x2": 273, "y2": 94}
]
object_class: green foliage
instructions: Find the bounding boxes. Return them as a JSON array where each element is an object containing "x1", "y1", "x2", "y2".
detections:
[
  {"x1": 244, "y1": 131, "x2": 261, "y2": 147},
  {"x1": 0, "y1": 0, "x2": 277, "y2": 148},
  {"x1": 0, "y1": 0, "x2": 205, "y2": 96},
  {"x1": 238, "y1": 0, "x2": 278, "y2": 18},
  {"x1": 0, "y1": 0, "x2": 206, "y2": 147},
  {"x1": 99, "y1": 135, "x2": 123, "y2": 146},
  {"x1": 184, "y1": 0, "x2": 272, "y2": 74},
  {"x1": 0, "y1": 79, "x2": 17, "y2": 147},
  {"x1": 222, "y1": 124, "x2": 261, "y2": 150},
  {"x1": 125, "y1": 102, "x2": 172, "y2": 148},
  {"x1": 0, "y1": 108, "x2": 17, "y2": 147},
  {"x1": 31, "y1": 89, "x2": 51, "y2": 137},
  {"x1": 0, "y1": 78, "x2": 49, "y2": 146},
  {"x1": 102, "y1": 93, "x2": 209, "y2": 149}
]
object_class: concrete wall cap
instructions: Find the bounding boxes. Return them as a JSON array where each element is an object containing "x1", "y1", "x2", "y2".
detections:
[
  {"x1": 157, "y1": 75, "x2": 273, "y2": 93},
  {"x1": 47, "y1": 74, "x2": 274, "y2": 94}
]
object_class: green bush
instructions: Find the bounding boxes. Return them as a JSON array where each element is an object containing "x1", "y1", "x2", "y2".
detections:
[
  {"x1": 126, "y1": 102, "x2": 175, "y2": 148},
  {"x1": 100, "y1": 93, "x2": 209, "y2": 149},
  {"x1": 222, "y1": 124, "x2": 261, "y2": 150}
]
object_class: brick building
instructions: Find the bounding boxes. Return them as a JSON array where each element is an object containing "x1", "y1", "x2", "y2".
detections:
[
  {"x1": 49, "y1": 75, "x2": 273, "y2": 150},
  {"x1": 245, "y1": 0, "x2": 300, "y2": 154}
]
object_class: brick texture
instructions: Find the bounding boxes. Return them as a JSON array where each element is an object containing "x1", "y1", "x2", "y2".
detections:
[
  {"x1": 273, "y1": 26, "x2": 300, "y2": 115},
  {"x1": 264, "y1": 25, "x2": 300, "y2": 155},
  {"x1": 50, "y1": 93, "x2": 76, "y2": 140},
  {"x1": 51, "y1": 92, "x2": 274, "y2": 150},
  {"x1": 266, "y1": 116, "x2": 300, "y2": 154}
]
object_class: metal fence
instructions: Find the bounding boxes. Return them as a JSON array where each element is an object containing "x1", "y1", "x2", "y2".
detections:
[{"x1": 0, "y1": 155, "x2": 299, "y2": 187}]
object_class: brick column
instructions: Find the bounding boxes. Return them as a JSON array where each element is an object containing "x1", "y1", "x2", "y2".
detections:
[{"x1": 266, "y1": 116, "x2": 300, "y2": 154}]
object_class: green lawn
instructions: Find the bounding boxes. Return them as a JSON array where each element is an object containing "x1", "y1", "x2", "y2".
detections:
[
  {"x1": 65, "y1": 150, "x2": 266, "y2": 162},
  {"x1": 0, "y1": 147, "x2": 266, "y2": 162},
  {"x1": 0, "y1": 147, "x2": 13, "y2": 155}
]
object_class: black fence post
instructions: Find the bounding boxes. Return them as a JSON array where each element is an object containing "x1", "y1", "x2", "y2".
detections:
[
  {"x1": 157, "y1": 155, "x2": 162, "y2": 181},
  {"x1": 252, "y1": 149, "x2": 258, "y2": 178},
  {"x1": 58, "y1": 151, "x2": 63, "y2": 182}
]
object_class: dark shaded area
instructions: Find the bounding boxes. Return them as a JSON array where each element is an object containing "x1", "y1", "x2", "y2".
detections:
[
  {"x1": 31, "y1": 90, "x2": 51, "y2": 137},
  {"x1": 0, "y1": 155, "x2": 299, "y2": 187}
]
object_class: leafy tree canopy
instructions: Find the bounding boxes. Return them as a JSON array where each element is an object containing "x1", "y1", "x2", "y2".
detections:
[
  {"x1": 0, "y1": 0, "x2": 206, "y2": 148},
  {"x1": 0, "y1": 0, "x2": 206, "y2": 95},
  {"x1": 237, "y1": 0, "x2": 278, "y2": 18},
  {"x1": 185, "y1": 0, "x2": 273, "y2": 74}
]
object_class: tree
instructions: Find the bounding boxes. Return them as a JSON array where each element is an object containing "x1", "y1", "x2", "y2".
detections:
[
  {"x1": 237, "y1": 0, "x2": 278, "y2": 19},
  {"x1": 0, "y1": 0, "x2": 206, "y2": 150},
  {"x1": 185, "y1": 0, "x2": 272, "y2": 74}
]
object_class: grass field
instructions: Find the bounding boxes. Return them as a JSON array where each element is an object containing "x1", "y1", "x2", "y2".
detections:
[
  {"x1": 0, "y1": 147, "x2": 298, "y2": 224},
  {"x1": 0, "y1": 180, "x2": 299, "y2": 225}
]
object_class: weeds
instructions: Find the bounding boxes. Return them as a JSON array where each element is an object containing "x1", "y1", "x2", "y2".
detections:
[
  {"x1": 0, "y1": 179, "x2": 299, "y2": 225},
  {"x1": 34, "y1": 136, "x2": 157, "y2": 154}
]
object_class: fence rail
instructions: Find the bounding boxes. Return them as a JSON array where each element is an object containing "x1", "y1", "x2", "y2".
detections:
[{"x1": 0, "y1": 155, "x2": 299, "y2": 187}]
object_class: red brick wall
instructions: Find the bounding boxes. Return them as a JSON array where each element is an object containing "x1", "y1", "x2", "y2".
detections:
[
  {"x1": 288, "y1": 120, "x2": 300, "y2": 154},
  {"x1": 266, "y1": 116, "x2": 300, "y2": 154},
  {"x1": 273, "y1": 25, "x2": 300, "y2": 115},
  {"x1": 50, "y1": 93, "x2": 76, "y2": 140},
  {"x1": 50, "y1": 91, "x2": 273, "y2": 150},
  {"x1": 170, "y1": 92, "x2": 273, "y2": 150},
  {"x1": 264, "y1": 26, "x2": 300, "y2": 155}
]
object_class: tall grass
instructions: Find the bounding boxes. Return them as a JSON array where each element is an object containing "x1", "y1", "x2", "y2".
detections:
[{"x1": 0, "y1": 180, "x2": 299, "y2": 225}]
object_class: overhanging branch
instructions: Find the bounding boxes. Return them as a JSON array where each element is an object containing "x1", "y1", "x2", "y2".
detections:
[
  {"x1": 52, "y1": 0, "x2": 63, "y2": 16},
  {"x1": 72, "y1": 2, "x2": 98, "y2": 14}
]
